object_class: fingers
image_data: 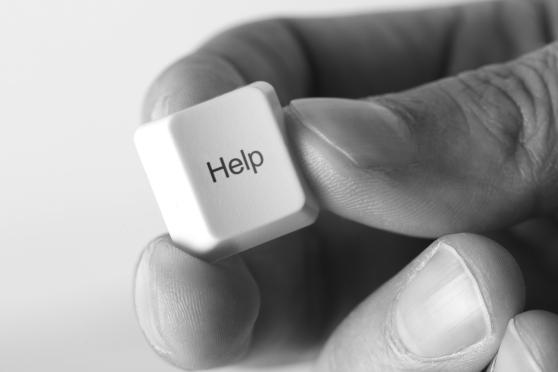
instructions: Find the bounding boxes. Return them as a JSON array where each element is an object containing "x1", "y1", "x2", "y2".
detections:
[
  {"x1": 490, "y1": 310, "x2": 558, "y2": 371},
  {"x1": 141, "y1": 2, "x2": 552, "y2": 238},
  {"x1": 135, "y1": 231, "x2": 528, "y2": 371},
  {"x1": 291, "y1": 0, "x2": 547, "y2": 98},
  {"x1": 143, "y1": 1, "x2": 548, "y2": 122},
  {"x1": 287, "y1": 41, "x2": 558, "y2": 237},
  {"x1": 134, "y1": 231, "x2": 332, "y2": 370},
  {"x1": 134, "y1": 236, "x2": 259, "y2": 370},
  {"x1": 316, "y1": 233, "x2": 525, "y2": 372},
  {"x1": 134, "y1": 216, "x2": 431, "y2": 370}
]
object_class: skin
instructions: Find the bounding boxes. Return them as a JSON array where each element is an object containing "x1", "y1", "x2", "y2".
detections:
[{"x1": 135, "y1": 0, "x2": 558, "y2": 370}]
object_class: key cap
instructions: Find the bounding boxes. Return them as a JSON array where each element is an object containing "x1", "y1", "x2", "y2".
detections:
[{"x1": 134, "y1": 82, "x2": 319, "y2": 261}]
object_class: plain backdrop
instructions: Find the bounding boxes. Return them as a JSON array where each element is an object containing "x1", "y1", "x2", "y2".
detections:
[{"x1": 0, "y1": 0, "x2": 478, "y2": 371}]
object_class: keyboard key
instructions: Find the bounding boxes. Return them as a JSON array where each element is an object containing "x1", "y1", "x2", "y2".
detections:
[{"x1": 135, "y1": 82, "x2": 318, "y2": 261}]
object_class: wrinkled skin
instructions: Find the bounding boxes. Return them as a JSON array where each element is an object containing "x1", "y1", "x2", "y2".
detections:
[{"x1": 136, "y1": 1, "x2": 558, "y2": 371}]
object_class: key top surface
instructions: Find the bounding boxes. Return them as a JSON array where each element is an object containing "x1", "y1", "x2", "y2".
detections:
[{"x1": 135, "y1": 82, "x2": 318, "y2": 261}]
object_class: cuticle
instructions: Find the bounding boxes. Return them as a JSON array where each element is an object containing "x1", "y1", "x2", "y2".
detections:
[{"x1": 386, "y1": 241, "x2": 494, "y2": 362}]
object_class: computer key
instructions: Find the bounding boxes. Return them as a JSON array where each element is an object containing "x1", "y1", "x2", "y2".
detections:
[{"x1": 135, "y1": 82, "x2": 318, "y2": 261}]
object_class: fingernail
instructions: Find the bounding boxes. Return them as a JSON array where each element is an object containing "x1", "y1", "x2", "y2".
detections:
[
  {"x1": 492, "y1": 319, "x2": 542, "y2": 372},
  {"x1": 395, "y1": 241, "x2": 491, "y2": 357},
  {"x1": 288, "y1": 98, "x2": 415, "y2": 168}
]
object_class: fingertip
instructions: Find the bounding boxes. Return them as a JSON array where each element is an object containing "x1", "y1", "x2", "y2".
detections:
[
  {"x1": 316, "y1": 233, "x2": 525, "y2": 371},
  {"x1": 141, "y1": 54, "x2": 244, "y2": 122},
  {"x1": 134, "y1": 235, "x2": 260, "y2": 370},
  {"x1": 438, "y1": 234, "x2": 526, "y2": 343},
  {"x1": 442, "y1": 233, "x2": 526, "y2": 306},
  {"x1": 491, "y1": 310, "x2": 558, "y2": 371},
  {"x1": 512, "y1": 310, "x2": 558, "y2": 370},
  {"x1": 391, "y1": 234, "x2": 525, "y2": 368}
]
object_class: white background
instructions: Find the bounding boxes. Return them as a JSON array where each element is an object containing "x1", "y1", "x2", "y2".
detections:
[{"x1": 0, "y1": 0, "x2": 477, "y2": 371}]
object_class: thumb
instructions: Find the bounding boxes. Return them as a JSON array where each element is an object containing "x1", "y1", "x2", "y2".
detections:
[
  {"x1": 287, "y1": 42, "x2": 558, "y2": 237},
  {"x1": 316, "y1": 233, "x2": 524, "y2": 372}
]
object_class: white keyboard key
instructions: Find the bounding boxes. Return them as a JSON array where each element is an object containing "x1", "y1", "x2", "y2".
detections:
[{"x1": 135, "y1": 82, "x2": 319, "y2": 261}]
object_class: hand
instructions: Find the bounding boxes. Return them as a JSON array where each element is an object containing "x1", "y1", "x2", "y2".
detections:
[{"x1": 134, "y1": 1, "x2": 558, "y2": 371}]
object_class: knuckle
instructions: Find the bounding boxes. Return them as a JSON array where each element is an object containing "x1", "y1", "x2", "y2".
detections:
[
  {"x1": 509, "y1": 43, "x2": 558, "y2": 192},
  {"x1": 456, "y1": 43, "x2": 558, "y2": 190}
]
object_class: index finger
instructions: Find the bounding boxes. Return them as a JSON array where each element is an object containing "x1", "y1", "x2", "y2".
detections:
[{"x1": 134, "y1": 2, "x2": 553, "y2": 370}]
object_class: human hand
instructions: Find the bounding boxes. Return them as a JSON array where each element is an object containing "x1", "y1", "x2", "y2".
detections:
[{"x1": 134, "y1": 1, "x2": 558, "y2": 371}]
